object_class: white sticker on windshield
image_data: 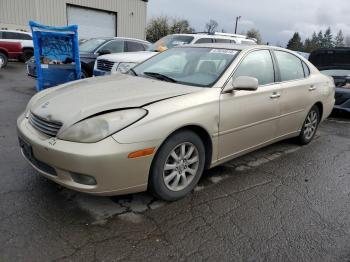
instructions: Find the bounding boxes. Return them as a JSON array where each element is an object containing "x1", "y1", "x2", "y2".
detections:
[{"x1": 210, "y1": 49, "x2": 238, "y2": 55}]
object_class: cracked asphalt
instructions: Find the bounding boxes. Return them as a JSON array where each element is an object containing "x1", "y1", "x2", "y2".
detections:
[{"x1": 1, "y1": 63, "x2": 350, "y2": 262}]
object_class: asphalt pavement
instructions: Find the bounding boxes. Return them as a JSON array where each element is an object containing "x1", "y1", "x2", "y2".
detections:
[{"x1": 0, "y1": 62, "x2": 350, "y2": 262}]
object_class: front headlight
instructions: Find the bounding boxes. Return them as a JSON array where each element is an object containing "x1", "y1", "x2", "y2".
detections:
[
  {"x1": 113, "y1": 62, "x2": 137, "y2": 74},
  {"x1": 58, "y1": 109, "x2": 147, "y2": 143}
]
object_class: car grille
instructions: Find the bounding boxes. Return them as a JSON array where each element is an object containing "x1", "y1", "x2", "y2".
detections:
[
  {"x1": 97, "y1": 59, "x2": 114, "y2": 72},
  {"x1": 28, "y1": 112, "x2": 62, "y2": 137}
]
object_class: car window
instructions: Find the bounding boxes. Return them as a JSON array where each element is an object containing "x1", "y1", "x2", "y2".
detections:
[
  {"x1": 126, "y1": 41, "x2": 145, "y2": 52},
  {"x1": 20, "y1": 34, "x2": 32, "y2": 40},
  {"x1": 0, "y1": 32, "x2": 3, "y2": 39},
  {"x1": 275, "y1": 51, "x2": 305, "y2": 81},
  {"x1": 233, "y1": 50, "x2": 275, "y2": 86},
  {"x1": 3, "y1": 32, "x2": 20, "y2": 39},
  {"x1": 302, "y1": 62, "x2": 310, "y2": 77},
  {"x1": 101, "y1": 40, "x2": 124, "y2": 53},
  {"x1": 195, "y1": 38, "x2": 213, "y2": 44},
  {"x1": 215, "y1": 39, "x2": 231, "y2": 43}
]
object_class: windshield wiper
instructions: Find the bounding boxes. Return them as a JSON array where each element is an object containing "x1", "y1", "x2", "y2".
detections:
[
  {"x1": 143, "y1": 72, "x2": 177, "y2": 83},
  {"x1": 129, "y1": 68, "x2": 138, "y2": 76}
]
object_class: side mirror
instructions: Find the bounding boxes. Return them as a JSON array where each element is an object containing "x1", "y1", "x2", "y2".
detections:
[
  {"x1": 98, "y1": 49, "x2": 111, "y2": 56},
  {"x1": 223, "y1": 76, "x2": 259, "y2": 93}
]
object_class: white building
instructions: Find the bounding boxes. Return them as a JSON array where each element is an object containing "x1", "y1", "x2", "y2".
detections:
[{"x1": 0, "y1": 0, "x2": 148, "y2": 40}]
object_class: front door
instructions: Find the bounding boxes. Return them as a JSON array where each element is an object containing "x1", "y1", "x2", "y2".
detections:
[{"x1": 218, "y1": 49, "x2": 281, "y2": 161}]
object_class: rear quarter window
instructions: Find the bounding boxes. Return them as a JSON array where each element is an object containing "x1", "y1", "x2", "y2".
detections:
[
  {"x1": 215, "y1": 39, "x2": 231, "y2": 43},
  {"x1": 195, "y1": 38, "x2": 214, "y2": 44},
  {"x1": 302, "y1": 62, "x2": 310, "y2": 77},
  {"x1": 20, "y1": 34, "x2": 32, "y2": 40}
]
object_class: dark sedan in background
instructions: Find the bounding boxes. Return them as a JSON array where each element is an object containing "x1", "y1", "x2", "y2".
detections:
[
  {"x1": 309, "y1": 48, "x2": 350, "y2": 114},
  {"x1": 27, "y1": 37, "x2": 150, "y2": 78}
]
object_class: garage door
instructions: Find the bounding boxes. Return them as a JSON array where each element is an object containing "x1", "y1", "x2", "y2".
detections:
[{"x1": 67, "y1": 5, "x2": 117, "y2": 39}]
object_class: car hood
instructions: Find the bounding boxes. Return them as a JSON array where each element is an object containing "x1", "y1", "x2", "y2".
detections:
[
  {"x1": 98, "y1": 51, "x2": 157, "y2": 63},
  {"x1": 30, "y1": 74, "x2": 201, "y2": 129}
]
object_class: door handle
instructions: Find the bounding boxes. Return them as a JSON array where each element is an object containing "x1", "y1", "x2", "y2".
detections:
[
  {"x1": 270, "y1": 92, "x2": 281, "y2": 99},
  {"x1": 309, "y1": 85, "x2": 317, "y2": 91}
]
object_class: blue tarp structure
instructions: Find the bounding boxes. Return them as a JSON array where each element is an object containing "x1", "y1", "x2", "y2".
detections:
[{"x1": 29, "y1": 21, "x2": 81, "y2": 91}]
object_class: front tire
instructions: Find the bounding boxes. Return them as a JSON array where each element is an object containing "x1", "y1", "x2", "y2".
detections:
[
  {"x1": 149, "y1": 130, "x2": 205, "y2": 201},
  {"x1": 297, "y1": 105, "x2": 320, "y2": 145}
]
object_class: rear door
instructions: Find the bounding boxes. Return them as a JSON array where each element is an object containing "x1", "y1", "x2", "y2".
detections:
[
  {"x1": 273, "y1": 50, "x2": 315, "y2": 136},
  {"x1": 219, "y1": 49, "x2": 281, "y2": 160}
]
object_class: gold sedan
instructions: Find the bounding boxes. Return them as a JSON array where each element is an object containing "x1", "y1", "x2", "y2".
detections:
[{"x1": 17, "y1": 44, "x2": 335, "y2": 201}]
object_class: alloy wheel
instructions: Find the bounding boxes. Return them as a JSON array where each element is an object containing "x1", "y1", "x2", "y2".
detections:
[
  {"x1": 163, "y1": 142, "x2": 199, "y2": 192},
  {"x1": 303, "y1": 110, "x2": 318, "y2": 140}
]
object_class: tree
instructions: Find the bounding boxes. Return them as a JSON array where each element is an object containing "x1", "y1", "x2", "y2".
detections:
[
  {"x1": 169, "y1": 19, "x2": 194, "y2": 34},
  {"x1": 323, "y1": 27, "x2": 333, "y2": 48},
  {"x1": 335, "y1": 30, "x2": 345, "y2": 47},
  {"x1": 286, "y1": 32, "x2": 303, "y2": 51},
  {"x1": 316, "y1": 30, "x2": 324, "y2": 47},
  {"x1": 205, "y1": 19, "x2": 218, "y2": 34},
  {"x1": 146, "y1": 16, "x2": 170, "y2": 43},
  {"x1": 303, "y1": 32, "x2": 319, "y2": 52},
  {"x1": 246, "y1": 28, "x2": 262, "y2": 44},
  {"x1": 345, "y1": 35, "x2": 350, "y2": 47}
]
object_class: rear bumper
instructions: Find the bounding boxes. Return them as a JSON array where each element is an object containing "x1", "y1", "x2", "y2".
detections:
[
  {"x1": 17, "y1": 113, "x2": 158, "y2": 196},
  {"x1": 334, "y1": 88, "x2": 350, "y2": 113}
]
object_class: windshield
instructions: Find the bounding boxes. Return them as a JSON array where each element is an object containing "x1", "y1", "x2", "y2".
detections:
[
  {"x1": 320, "y1": 69, "x2": 350, "y2": 77},
  {"x1": 148, "y1": 35, "x2": 194, "y2": 52},
  {"x1": 133, "y1": 47, "x2": 239, "y2": 87},
  {"x1": 79, "y1": 38, "x2": 108, "y2": 53}
]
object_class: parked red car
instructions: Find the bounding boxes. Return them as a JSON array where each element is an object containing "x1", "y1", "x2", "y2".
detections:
[{"x1": 0, "y1": 41, "x2": 23, "y2": 68}]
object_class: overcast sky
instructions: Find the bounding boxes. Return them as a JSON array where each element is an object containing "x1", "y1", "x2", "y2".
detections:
[{"x1": 148, "y1": 0, "x2": 350, "y2": 45}]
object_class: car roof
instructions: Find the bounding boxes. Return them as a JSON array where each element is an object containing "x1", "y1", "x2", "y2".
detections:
[
  {"x1": 170, "y1": 33, "x2": 255, "y2": 41},
  {"x1": 0, "y1": 29, "x2": 31, "y2": 35},
  {"x1": 89, "y1": 37, "x2": 150, "y2": 44},
  {"x1": 177, "y1": 43, "x2": 301, "y2": 53},
  {"x1": 176, "y1": 43, "x2": 267, "y2": 50}
]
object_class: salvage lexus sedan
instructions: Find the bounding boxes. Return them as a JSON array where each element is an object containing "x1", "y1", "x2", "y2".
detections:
[{"x1": 17, "y1": 44, "x2": 335, "y2": 201}]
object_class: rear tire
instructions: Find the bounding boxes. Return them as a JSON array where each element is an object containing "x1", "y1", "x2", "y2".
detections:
[
  {"x1": 0, "y1": 52, "x2": 8, "y2": 68},
  {"x1": 297, "y1": 105, "x2": 320, "y2": 145},
  {"x1": 20, "y1": 49, "x2": 34, "y2": 62},
  {"x1": 149, "y1": 130, "x2": 205, "y2": 201}
]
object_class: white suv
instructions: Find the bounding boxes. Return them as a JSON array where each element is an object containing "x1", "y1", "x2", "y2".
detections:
[
  {"x1": 0, "y1": 30, "x2": 34, "y2": 61},
  {"x1": 93, "y1": 33, "x2": 256, "y2": 76}
]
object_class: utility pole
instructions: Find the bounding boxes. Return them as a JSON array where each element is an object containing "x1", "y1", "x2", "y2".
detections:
[{"x1": 235, "y1": 16, "x2": 241, "y2": 34}]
